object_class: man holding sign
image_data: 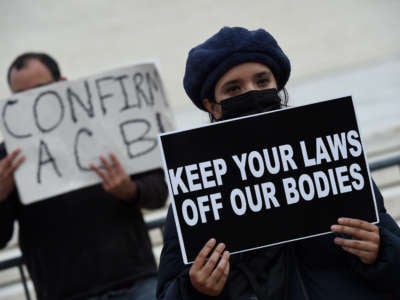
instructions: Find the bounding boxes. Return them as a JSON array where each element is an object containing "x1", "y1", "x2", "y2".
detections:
[
  {"x1": 157, "y1": 27, "x2": 400, "y2": 299},
  {"x1": 0, "y1": 53, "x2": 168, "y2": 300}
]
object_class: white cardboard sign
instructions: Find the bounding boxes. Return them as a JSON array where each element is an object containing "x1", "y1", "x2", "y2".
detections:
[{"x1": 0, "y1": 62, "x2": 174, "y2": 204}]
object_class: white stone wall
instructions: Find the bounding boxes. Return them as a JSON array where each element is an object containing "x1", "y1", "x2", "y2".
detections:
[{"x1": 1, "y1": 0, "x2": 399, "y2": 111}]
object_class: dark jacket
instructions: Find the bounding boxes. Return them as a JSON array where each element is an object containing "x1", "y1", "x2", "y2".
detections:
[
  {"x1": 157, "y1": 182, "x2": 400, "y2": 300},
  {"x1": 0, "y1": 143, "x2": 168, "y2": 300}
]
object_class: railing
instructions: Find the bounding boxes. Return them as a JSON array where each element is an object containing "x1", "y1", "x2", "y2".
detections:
[
  {"x1": 0, "y1": 256, "x2": 29, "y2": 299},
  {"x1": 369, "y1": 155, "x2": 400, "y2": 172},
  {"x1": 0, "y1": 155, "x2": 399, "y2": 300}
]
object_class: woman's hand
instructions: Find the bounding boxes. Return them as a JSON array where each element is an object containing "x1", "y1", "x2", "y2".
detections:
[
  {"x1": 189, "y1": 238, "x2": 230, "y2": 296},
  {"x1": 331, "y1": 217, "x2": 380, "y2": 264}
]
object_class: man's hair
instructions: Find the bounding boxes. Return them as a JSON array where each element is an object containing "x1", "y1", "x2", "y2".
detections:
[{"x1": 7, "y1": 52, "x2": 61, "y2": 87}]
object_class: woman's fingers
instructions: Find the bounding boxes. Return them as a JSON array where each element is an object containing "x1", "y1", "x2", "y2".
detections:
[
  {"x1": 210, "y1": 250, "x2": 230, "y2": 285},
  {"x1": 191, "y1": 239, "x2": 217, "y2": 273},
  {"x1": 332, "y1": 217, "x2": 380, "y2": 264},
  {"x1": 189, "y1": 239, "x2": 230, "y2": 296},
  {"x1": 203, "y1": 242, "x2": 226, "y2": 275}
]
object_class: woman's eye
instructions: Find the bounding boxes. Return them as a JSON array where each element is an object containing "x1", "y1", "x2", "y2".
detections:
[
  {"x1": 226, "y1": 85, "x2": 240, "y2": 93},
  {"x1": 257, "y1": 78, "x2": 269, "y2": 86}
]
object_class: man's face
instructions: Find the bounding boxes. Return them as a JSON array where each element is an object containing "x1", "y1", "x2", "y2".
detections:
[{"x1": 9, "y1": 59, "x2": 54, "y2": 93}]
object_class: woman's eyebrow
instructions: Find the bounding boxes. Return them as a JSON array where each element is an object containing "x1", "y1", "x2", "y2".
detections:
[
  {"x1": 221, "y1": 79, "x2": 240, "y2": 89},
  {"x1": 254, "y1": 71, "x2": 272, "y2": 78}
]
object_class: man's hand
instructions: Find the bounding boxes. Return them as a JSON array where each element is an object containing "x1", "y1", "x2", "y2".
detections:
[
  {"x1": 189, "y1": 238, "x2": 230, "y2": 296},
  {"x1": 331, "y1": 217, "x2": 380, "y2": 264},
  {"x1": 90, "y1": 153, "x2": 138, "y2": 202},
  {"x1": 0, "y1": 149, "x2": 25, "y2": 202}
]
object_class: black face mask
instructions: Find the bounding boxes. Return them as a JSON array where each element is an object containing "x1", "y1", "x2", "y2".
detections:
[{"x1": 216, "y1": 88, "x2": 282, "y2": 121}]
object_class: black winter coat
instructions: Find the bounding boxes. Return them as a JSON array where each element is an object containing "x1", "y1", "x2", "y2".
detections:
[{"x1": 157, "y1": 182, "x2": 400, "y2": 300}]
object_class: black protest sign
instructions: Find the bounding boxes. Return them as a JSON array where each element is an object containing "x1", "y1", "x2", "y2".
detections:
[
  {"x1": 159, "y1": 97, "x2": 378, "y2": 264},
  {"x1": 0, "y1": 63, "x2": 174, "y2": 204}
]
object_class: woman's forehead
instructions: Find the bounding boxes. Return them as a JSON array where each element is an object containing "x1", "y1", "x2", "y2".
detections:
[{"x1": 216, "y1": 63, "x2": 274, "y2": 87}]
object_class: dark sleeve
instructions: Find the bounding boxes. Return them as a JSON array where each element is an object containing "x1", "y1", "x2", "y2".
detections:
[
  {"x1": 157, "y1": 206, "x2": 219, "y2": 300},
  {"x1": 0, "y1": 143, "x2": 17, "y2": 248},
  {"x1": 353, "y1": 180, "x2": 400, "y2": 292},
  {"x1": 131, "y1": 168, "x2": 168, "y2": 210},
  {"x1": 0, "y1": 195, "x2": 17, "y2": 249}
]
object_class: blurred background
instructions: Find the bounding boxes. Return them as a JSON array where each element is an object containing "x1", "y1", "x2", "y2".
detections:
[{"x1": 0, "y1": 0, "x2": 399, "y2": 298}]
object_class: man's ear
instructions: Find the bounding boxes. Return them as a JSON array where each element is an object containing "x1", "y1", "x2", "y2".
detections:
[{"x1": 202, "y1": 98, "x2": 222, "y2": 120}]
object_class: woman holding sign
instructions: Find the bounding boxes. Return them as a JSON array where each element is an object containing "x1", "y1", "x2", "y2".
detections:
[{"x1": 157, "y1": 27, "x2": 400, "y2": 299}]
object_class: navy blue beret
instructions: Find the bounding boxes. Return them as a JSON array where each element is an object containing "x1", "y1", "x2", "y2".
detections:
[{"x1": 183, "y1": 27, "x2": 291, "y2": 110}]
